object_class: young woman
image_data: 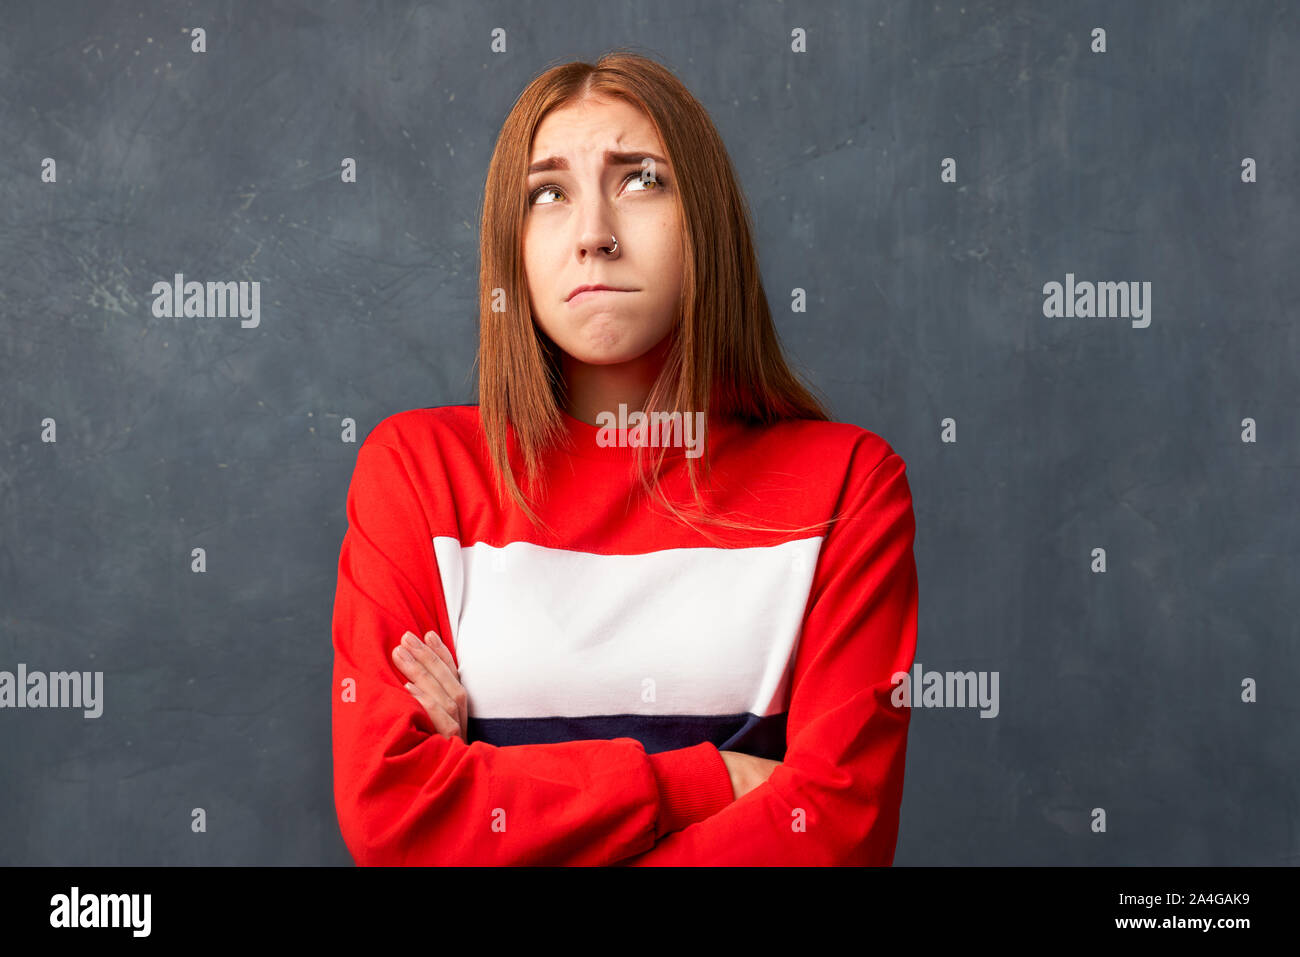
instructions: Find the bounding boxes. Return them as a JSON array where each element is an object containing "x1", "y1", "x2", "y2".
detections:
[{"x1": 331, "y1": 51, "x2": 919, "y2": 866}]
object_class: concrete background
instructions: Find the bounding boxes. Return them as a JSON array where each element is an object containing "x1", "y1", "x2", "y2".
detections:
[{"x1": 1, "y1": 0, "x2": 1296, "y2": 864}]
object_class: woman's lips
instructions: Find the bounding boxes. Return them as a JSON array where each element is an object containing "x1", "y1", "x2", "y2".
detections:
[{"x1": 569, "y1": 288, "x2": 630, "y2": 303}]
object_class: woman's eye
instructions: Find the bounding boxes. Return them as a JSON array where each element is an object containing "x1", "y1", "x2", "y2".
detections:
[
  {"x1": 528, "y1": 171, "x2": 667, "y2": 206},
  {"x1": 530, "y1": 185, "x2": 562, "y2": 205},
  {"x1": 625, "y1": 170, "x2": 664, "y2": 192}
]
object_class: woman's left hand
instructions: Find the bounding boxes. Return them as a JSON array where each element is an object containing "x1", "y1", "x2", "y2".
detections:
[{"x1": 392, "y1": 630, "x2": 467, "y2": 740}]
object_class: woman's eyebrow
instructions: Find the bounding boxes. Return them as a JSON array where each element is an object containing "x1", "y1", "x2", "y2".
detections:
[{"x1": 527, "y1": 150, "x2": 668, "y2": 175}]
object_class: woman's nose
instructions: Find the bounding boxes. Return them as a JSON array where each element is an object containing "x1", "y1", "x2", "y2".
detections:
[{"x1": 577, "y1": 226, "x2": 619, "y2": 259}]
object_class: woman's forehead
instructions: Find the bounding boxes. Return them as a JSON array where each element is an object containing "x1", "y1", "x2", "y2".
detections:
[{"x1": 531, "y1": 98, "x2": 664, "y2": 161}]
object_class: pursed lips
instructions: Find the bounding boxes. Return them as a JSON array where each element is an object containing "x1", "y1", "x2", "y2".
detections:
[{"x1": 568, "y1": 288, "x2": 633, "y2": 303}]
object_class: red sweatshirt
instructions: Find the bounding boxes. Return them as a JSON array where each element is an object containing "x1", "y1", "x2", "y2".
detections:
[{"x1": 331, "y1": 404, "x2": 918, "y2": 865}]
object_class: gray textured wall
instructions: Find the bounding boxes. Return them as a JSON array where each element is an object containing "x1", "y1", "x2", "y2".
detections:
[{"x1": 1, "y1": 0, "x2": 1296, "y2": 866}]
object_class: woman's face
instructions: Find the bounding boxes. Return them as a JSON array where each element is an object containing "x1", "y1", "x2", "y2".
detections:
[{"x1": 522, "y1": 95, "x2": 683, "y2": 370}]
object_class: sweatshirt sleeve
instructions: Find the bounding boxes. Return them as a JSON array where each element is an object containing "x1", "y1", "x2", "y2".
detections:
[
  {"x1": 331, "y1": 430, "x2": 734, "y2": 866},
  {"x1": 613, "y1": 443, "x2": 919, "y2": 866}
]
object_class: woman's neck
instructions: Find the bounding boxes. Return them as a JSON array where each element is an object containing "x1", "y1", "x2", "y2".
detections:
[{"x1": 560, "y1": 335, "x2": 673, "y2": 425}]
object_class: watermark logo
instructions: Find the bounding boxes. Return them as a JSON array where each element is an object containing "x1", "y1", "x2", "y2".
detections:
[
  {"x1": 594, "y1": 404, "x2": 705, "y2": 458},
  {"x1": 151, "y1": 273, "x2": 260, "y2": 328},
  {"x1": 1042, "y1": 272, "x2": 1150, "y2": 328},
  {"x1": 891, "y1": 663, "x2": 999, "y2": 718},
  {"x1": 49, "y1": 887, "x2": 150, "y2": 937},
  {"x1": 0, "y1": 664, "x2": 103, "y2": 718}
]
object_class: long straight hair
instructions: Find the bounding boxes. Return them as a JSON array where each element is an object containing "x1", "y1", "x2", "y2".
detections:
[{"x1": 475, "y1": 49, "x2": 835, "y2": 545}]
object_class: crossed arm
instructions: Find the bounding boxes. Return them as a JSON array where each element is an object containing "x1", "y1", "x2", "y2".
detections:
[
  {"x1": 333, "y1": 435, "x2": 916, "y2": 865},
  {"x1": 391, "y1": 624, "x2": 781, "y2": 809}
]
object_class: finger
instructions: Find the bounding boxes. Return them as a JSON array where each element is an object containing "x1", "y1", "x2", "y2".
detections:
[
  {"x1": 399, "y1": 631, "x2": 446, "y2": 682},
  {"x1": 392, "y1": 645, "x2": 460, "y2": 719},
  {"x1": 395, "y1": 650, "x2": 459, "y2": 724},
  {"x1": 392, "y1": 643, "x2": 428, "y2": 681},
  {"x1": 404, "y1": 682, "x2": 455, "y2": 736},
  {"x1": 424, "y1": 631, "x2": 459, "y2": 676},
  {"x1": 403, "y1": 681, "x2": 459, "y2": 738},
  {"x1": 404, "y1": 632, "x2": 465, "y2": 700},
  {"x1": 392, "y1": 644, "x2": 428, "y2": 692},
  {"x1": 420, "y1": 634, "x2": 468, "y2": 740},
  {"x1": 396, "y1": 632, "x2": 467, "y2": 739}
]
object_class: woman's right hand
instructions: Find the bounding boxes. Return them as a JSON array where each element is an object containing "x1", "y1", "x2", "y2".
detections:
[
  {"x1": 718, "y1": 750, "x2": 782, "y2": 800},
  {"x1": 392, "y1": 629, "x2": 467, "y2": 740}
]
